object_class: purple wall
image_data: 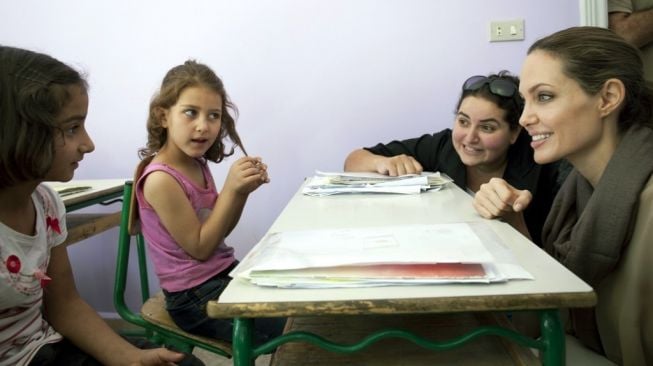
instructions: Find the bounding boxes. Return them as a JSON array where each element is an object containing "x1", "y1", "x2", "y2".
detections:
[{"x1": 0, "y1": 0, "x2": 580, "y2": 314}]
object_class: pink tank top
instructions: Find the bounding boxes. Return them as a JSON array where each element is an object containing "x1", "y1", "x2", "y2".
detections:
[{"x1": 136, "y1": 161, "x2": 235, "y2": 292}]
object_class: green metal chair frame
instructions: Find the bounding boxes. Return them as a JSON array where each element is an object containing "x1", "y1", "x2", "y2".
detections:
[{"x1": 113, "y1": 181, "x2": 232, "y2": 358}]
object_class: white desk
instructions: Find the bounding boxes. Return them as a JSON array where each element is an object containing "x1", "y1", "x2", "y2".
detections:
[
  {"x1": 208, "y1": 183, "x2": 596, "y2": 365},
  {"x1": 45, "y1": 179, "x2": 125, "y2": 246}
]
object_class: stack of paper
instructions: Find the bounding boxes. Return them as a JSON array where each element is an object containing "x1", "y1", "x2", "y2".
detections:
[
  {"x1": 302, "y1": 171, "x2": 453, "y2": 196},
  {"x1": 246, "y1": 263, "x2": 491, "y2": 288},
  {"x1": 232, "y1": 223, "x2": 533, "y2": 288}
]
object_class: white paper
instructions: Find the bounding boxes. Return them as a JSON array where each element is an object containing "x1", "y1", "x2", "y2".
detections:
[
  {"x1": 301, "y1": 171, "x2": 452, "y2": 196},
  {"x1": 232, "y1": 222, "x2": 533, "y2": 288}
]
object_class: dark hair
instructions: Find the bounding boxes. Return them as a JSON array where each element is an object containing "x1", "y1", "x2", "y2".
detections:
[
  {"x1": 139, "y1": 60, "x2": 246, "y2": 162},
  {"x1": 455, "y1": 70, "x2": 523, "y2": 130},
  {"x1": 0, "y1": 46, "x2": 87, "y2": 188},
  {"x1": 529, "y1": 26, "x2": 653, "y2": 130}
]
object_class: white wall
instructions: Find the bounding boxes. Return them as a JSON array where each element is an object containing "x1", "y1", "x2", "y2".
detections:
[{"x1": 0, "y1": 0, "x2": 580, "y2": 312}]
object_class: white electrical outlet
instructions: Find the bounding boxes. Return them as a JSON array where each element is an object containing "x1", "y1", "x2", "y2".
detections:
[{"x1": 489, "y1": 19, "x2": 524, "y2": 42}]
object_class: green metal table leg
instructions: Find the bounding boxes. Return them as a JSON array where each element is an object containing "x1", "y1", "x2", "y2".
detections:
[
  {"x1": 232, "y1": 318, "x2": 254, "y2": 366},
  {"x1": 540, "y1": 309, "x2": 565, "y2": 366}
]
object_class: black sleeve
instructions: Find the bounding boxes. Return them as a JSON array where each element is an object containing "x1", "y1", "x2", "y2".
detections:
[{"x1": 363, "y1": 130, "x2": 454, "y2": 172}]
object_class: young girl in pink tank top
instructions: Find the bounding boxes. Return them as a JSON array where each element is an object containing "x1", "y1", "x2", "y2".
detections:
[{"x1": 135, "y1": 60, "x2": 284, "y2": 346}]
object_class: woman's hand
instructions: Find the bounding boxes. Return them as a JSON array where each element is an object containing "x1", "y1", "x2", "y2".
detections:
[
  {"x1": 129, "y1": 347, "x2": 186, "y2": 366},
  {"x1": 375, "y1": 154, "x2": 423, "y2": 176},
  {"x1": 473, "y1": 178, "x2": 532, "y2": 219},
  {"x1": 473, "y1": 178, "x2": 534, "y2": 239}
]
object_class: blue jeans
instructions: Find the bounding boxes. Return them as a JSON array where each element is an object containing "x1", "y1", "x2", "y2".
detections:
[
  {"x1": 29, "y1": 337, "x2": 203, "y2": 366},
  {"x1": 163, "y1": 262, "x2": 285, "y2": 347}
]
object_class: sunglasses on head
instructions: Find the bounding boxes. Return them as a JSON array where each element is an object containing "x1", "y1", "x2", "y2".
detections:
[{"x1": 462, "y1": 75, "x2": 519, "y2": 99}]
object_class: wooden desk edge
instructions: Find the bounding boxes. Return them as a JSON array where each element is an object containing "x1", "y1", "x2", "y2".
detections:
[
  {"x1": 207, "y1": 291, "x2": 597, "y2": 318},
  {"x1": 63, "y1": 189, "x2": 124, "y2": 212},
  {"x1": 62, "y1": 212, "x2": 121, "y2": 246}
]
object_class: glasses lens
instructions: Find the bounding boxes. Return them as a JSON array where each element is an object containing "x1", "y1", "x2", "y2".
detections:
[
  {"x1": 462, "y1": 75, "x2": 488, "y2": 91},
  {"x1": 462, "y1": 75, "x2": 519, "y2": 101},
  {"x1": 489, "y1": 79, "x2": 517, "y2": 98}
]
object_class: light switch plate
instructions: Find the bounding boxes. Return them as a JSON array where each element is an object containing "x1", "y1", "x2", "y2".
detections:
[{"x1": 489, "y1": 19, "x2": 524, "y2": 42}]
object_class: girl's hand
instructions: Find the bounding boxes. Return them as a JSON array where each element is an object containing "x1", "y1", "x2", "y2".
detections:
[
  {"x1": 375, "y1": 154, "x2": 423, "y2": 176},
  {"x1": 223, "y1": 156, "x2": 270, "y2": 195},
  {"x1": 130, "y1": 348, "x2": 185, "y2": 366},
  {"x1": 473, "y1": 178, "x2": 532, "y2": 219}
]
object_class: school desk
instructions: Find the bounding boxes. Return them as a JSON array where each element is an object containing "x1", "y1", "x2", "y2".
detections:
[
  {"x1": 46, "y1": 179, "x2": 125, "y2": 246},
  {"x1": 206, "y1": 182, "x2": 597, "y2": 366}
]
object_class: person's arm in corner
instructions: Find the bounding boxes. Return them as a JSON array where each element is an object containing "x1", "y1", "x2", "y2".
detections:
[
  {"x1": 609, "y1": 9, "x2": 653, "y2": 48},
  {"x1": 344, "y1": 148, "x2": 423, "y2": 176}
]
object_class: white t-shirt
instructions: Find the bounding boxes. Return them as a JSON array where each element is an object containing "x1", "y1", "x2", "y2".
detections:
[{"x1": 0, "y1": 184, "x2": 67, "y2": 366}]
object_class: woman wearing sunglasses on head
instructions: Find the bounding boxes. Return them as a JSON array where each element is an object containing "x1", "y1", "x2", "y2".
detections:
[{"x1": 344, "y1": 71, "x2": 560, "y2": 246}]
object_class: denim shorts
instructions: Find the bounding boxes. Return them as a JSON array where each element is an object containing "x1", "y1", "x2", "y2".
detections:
[{"x1": 163, "y1": 262, "x2": 285, "y2": 346}]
